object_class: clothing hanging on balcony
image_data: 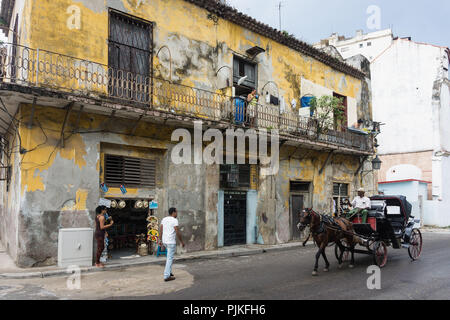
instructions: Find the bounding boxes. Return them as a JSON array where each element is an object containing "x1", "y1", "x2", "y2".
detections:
[
  {"x1": 301, "y1": 96, "x2": 315, "y2": 108},
  {"x1": 234, "y1": 97, "x2": 246, "y2": 124}
]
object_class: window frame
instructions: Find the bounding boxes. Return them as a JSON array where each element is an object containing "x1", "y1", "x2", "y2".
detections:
[{"x1": 233, "y1": 55, "x2": 257, "y2": 95}]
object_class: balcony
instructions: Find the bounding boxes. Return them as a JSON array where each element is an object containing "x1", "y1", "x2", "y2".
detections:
[{"x1": 0, "y1": 43, "x2": 373, "y2": 154}]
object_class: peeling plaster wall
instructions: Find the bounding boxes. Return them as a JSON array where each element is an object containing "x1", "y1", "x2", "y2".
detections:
[
  {"x1": 167, "y1": 161, "x2": 208, "y2": 253},
  {"x1": 266, "y1": 147, "x2": 376, "y2": 244},
  {"x1": 12, "y1": 101, "x2": 220, "y2": 265},
  {"x1": 9, "y1": 104, "x2": 179, "y2": 267},
  {"x1": 0, "y1": 129, "x2": 22, "y2": 260},
  {"x1": 345, "y1": 55, "x2": 372, "y2": 122}
]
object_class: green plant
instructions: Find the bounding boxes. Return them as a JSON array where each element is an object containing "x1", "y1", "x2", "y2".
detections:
[{"x1": 309, "y1": 95, "x2": 345, "y2": 135}]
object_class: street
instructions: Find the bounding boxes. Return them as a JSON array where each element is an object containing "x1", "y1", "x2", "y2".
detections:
[{"x1": 0, "y1": 232, "x2": 449, "y2": 300}]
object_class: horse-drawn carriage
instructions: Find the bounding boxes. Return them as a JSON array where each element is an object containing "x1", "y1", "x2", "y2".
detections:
[
  {"x1": 336, "y1": 195, "x2": 423, "y2": 268},
  {"x1": 298, "y1": 195, "x2": 423, "y2": 275}
]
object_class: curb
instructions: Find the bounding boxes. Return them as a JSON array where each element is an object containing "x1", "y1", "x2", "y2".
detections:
[{"x1": 0, "y1": 242, "x2": 308, "y2": 280}]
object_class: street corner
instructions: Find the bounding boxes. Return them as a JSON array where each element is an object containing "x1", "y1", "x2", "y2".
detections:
[{"x1": 0, "y1": 265, "x2": 194, "y2": 300}]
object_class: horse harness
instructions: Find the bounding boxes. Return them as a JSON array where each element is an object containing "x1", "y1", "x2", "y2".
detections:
[{"x1": 310, "y1": 213, "x2": 340, "y2": 236}]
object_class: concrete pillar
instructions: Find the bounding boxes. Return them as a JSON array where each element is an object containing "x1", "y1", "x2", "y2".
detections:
[{"x1": 204, "y1": 164, "x2": 219, "y2": 250}]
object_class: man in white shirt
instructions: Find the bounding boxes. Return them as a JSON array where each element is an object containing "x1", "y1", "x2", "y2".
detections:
[
  {"x1": 159, "y1": 207, "x2": 185, "y2": 282},
  {"x1": 346, "y1": 188, "x2": 371, "y2": 223}
]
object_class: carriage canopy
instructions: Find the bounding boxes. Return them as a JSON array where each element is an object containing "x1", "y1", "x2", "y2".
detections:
[{"x1": 370, "y1": 195, "x2": 412, "y2": 221}]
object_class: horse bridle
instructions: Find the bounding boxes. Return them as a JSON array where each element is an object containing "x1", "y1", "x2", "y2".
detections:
[
  {"x1": 298, "y1": 209, "x2": 315, "y2": 231},
  {"x1": 298, "y1": 209, "x2": 328, "y2": 236}
]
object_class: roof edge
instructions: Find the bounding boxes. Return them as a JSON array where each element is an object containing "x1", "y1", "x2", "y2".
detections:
[
  {"x1": 184, "y1": 0, "x2": 367, "y2": 80},
  {"x1": 379, "y1": 179, "x2": 431, "y2": 185}
]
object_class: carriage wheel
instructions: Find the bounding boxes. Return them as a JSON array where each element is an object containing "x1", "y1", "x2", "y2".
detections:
[
  {"x1": 408, "y1": 229, "x2": 423, "y2": 261},
  {"x1": 373, "y1": 241, "x2": 388, "y2": 268},
  {"x1": 335, "y1": 241, "x2": 350, "y2": 262}
]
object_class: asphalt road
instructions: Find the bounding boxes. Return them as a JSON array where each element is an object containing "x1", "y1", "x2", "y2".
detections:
[
  {"x1": 1, "y1": 232, "x2": 449, "y2": 300},
  {"x1": 136, "y1": 232, "x2": 450, "y2": 300}
]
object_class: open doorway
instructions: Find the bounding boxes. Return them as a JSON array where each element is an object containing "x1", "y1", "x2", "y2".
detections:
[
  {"x1": 106, "y1": 199, "x2": 149, "y2": 259},
  {"x1": 233, "y1": 56, "x2": 257, "y2": 126},
  {"x1": 290, "y1": 181, "x2": 311, "y2": 240},
  {"x1": 333, "y1": 92, "x2": 348, "y2": 131}
]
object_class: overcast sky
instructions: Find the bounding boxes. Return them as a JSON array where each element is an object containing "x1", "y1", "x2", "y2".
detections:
[
  {"x1": 0, "y1": 0, "x2": 447, "y2": 47},
  {"x1": 227, "y1": 0, "x2": 449, "y2": 47}
]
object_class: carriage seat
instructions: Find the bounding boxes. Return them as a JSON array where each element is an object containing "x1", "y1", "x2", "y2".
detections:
[{"x1": 368, "y1": 210, "x2": 383, "y2": 218}]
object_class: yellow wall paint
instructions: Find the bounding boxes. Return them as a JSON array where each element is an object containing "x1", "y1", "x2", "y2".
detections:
[
  {"x1": 75, "y1": 188, "x2": 88, "y2": 210},
  {"x1": 279, "y1": 149, "x2": 359, "y2": 207},
  {"x1": 26, "y1": 0, "x2": 363, "y2": 106},
  {"x1": 18, "y1": 103, "x2": 170, "y2": 196}
]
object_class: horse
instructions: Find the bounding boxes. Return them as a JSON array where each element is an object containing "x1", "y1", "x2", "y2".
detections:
[{"x1": 298, "y1": 208, "x2": 362, "y2": 276}]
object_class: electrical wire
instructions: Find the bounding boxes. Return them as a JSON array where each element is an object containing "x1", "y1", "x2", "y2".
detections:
[
  {"x1": 18, "y1": 116, "x2": 48, "y2": 164},
  {"x1": 0, "y1": 97, "x2": 22, "y2": 153},
  {"x1": 19, "y1": 132, "x2": 76, "y2": 170}
]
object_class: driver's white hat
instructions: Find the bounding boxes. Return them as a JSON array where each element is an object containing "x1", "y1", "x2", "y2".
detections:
[{"x1": 358, "y1": 187, "x2": 365, "y2": 192}]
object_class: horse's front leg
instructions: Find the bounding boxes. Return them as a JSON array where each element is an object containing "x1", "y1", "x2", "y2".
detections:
[
  {"x1": 321, "y1": 246, "x2": 330, "y2": 272},
  {"x1": 312, "y1": 247, "x2": 322, "y2": 276},
  {"x1": 312, "y1": 241, "x2": 328, "y2": 276},
  {"x1": 303, "y1": 232, "x2": 311, "y2": 247}
]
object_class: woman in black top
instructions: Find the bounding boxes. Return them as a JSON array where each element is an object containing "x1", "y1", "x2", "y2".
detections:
[{"x1": 95, "y1": 206, "x2": 114, "y2": 267}]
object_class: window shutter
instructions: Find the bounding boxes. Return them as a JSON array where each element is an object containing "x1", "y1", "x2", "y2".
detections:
[{"x1": 105, "y1": 154, "x2": 156, "y2": 188}]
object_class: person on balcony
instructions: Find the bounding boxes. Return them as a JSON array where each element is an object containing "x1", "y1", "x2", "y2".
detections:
[
  {"x1": 346, "y1": 188, "x2": 371, "y2": 224},
  {"x1": 246, "y1": 89, "x2": 259, "y2": 125}
]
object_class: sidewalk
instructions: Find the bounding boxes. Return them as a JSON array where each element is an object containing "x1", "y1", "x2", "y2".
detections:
[
  {"x1": 421, "y1": 226, "x2": 450, "y2": 234},
  {"x1": 0, "y1": 241, "x2": 307, "y2": 280}
]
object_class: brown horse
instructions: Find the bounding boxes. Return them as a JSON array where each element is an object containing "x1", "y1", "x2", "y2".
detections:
[{"x1": 298, "y1": 208, "x2": 361, "y2": 276}]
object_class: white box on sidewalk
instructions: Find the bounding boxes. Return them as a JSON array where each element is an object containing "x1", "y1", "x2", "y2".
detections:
[{"x1": 58, "y1": 228, "x2": 93, "y2": 268}]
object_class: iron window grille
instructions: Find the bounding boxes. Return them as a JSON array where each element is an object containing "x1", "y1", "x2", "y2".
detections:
[
  {"x1": 220, "y1": 164, "x2": 251, "y2": 189},
  {"x1": 108, "y1": 10, "x2": 153, "y2": 102},
  {"x1": 333, "y1": 183, "x2": 349, "y2": 197}
]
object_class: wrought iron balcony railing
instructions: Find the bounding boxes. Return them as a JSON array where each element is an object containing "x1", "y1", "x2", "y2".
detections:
[{"x1": 0, "y1": 43, "x2": 373, "y2": 152}]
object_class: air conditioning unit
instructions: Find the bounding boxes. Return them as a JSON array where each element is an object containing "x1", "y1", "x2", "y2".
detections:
[{"x1": 58, "y1": 228, "x2": 93, "y2": 268}]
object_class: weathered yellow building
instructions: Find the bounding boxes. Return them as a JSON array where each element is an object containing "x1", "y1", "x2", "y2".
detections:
[{"x1": 0, "y1": 0, "x2": 377, "y2": 267}]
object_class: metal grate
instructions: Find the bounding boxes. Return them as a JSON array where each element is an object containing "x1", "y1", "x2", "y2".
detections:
[
  {"x1": 104, "y1": 154, "x2": 156, "y2": 188},
  {"x1": 224, "y1": 192, "x2": 247, "y2": 246},
  {"x1": 333, "y1": 183, "x2": 349, "y2": 197},
  {"x1": 108, "y1": 10, "x2": 152, "y2": 101},
  {"x1": 220, "y1": 164, "x2": 251, "y2": 189}
]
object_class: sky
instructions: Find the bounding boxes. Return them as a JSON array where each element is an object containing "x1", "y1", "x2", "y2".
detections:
[
  {"x1": 0, "y1": 0, "x2": 448, "y2": 47},
  {"x1": 226, "y1": 0, "x2": 449, "y2": 47}
]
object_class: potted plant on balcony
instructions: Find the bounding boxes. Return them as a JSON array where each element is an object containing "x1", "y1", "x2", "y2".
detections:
[{"x1": 309, "y1": 95, "x2": 345, "y2": 140}]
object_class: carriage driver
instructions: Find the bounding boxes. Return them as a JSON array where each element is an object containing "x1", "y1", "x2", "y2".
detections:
[{"x1": 346, "y1": 188, "x2": 371, "y2": 224}]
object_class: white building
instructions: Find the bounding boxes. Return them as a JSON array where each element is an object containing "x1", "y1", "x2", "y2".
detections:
[
  {"x1": 314, "y1": 29, "x2": 394, "y2": 61},
  {"x1": 315, "y1": 30, "x2": 450, "y2": 227},
  {"x1": 372, "y1": 39, "x2": 450, "y2": 227}
]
